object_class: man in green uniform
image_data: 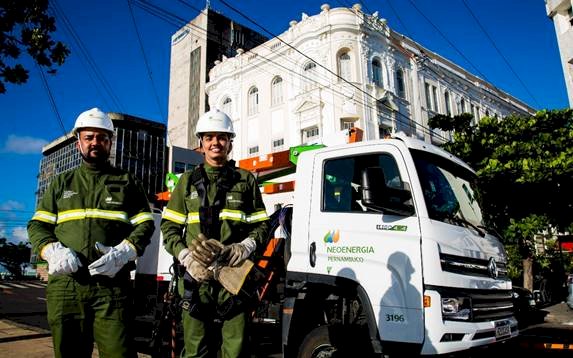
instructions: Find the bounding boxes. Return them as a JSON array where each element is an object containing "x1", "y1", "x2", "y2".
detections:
[
  {"x1": 27, "y1": 108, "x2": 155, "y2": 358},
  {"x1": 161, "y1": 109, "x2": 269, "y2": 358}
]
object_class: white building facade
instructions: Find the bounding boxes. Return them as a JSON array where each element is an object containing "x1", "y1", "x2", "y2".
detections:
[
  {"x1": 205, "y1": 4, "x2": 534, "y2": 160},
  {"x1": 546, "y1": 0, "x2": 573, "y2": 108}
]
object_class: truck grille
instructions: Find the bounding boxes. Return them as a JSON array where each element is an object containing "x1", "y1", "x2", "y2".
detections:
[
  {"x1": 440, "y1": 253, "x2": 508, "y2": 279},
  {"x1": 429, "y1": 286, "x2": 514, "y2": 322},
  {"x1": 469, "y1": 289, "x2": 514, "y2": 321}
]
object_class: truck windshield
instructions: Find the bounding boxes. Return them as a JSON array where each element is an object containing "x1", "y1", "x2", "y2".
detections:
[{"x1": 412, "y1": 150, "x2": 484, "y2": 229}]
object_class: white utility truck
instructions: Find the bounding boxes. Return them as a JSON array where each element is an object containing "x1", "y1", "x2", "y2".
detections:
[{"x1": 134, "y1": 130, "x2": 517, "y2": 357}]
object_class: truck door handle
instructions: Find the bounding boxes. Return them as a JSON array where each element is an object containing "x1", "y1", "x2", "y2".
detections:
[{"x1": 309, "y1": 242, "x2": 316, "y2": 267}]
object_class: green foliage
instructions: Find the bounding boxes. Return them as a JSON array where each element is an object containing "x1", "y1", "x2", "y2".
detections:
[
  {"x1": 503, "y1": 215, "x2": 549, "y2": 258},
  {"x1": 0, "y1": 0, "x2": 69, "y2": 93},
  {"x1": 429, "y1": 109, "x2": 573, "y2": 273},
  {"x1": 0, "y1": 237, "x2": 31, "y2": 277},
  {"x1": 504, "y1": 244, "x2": 523, "y2": 281}
]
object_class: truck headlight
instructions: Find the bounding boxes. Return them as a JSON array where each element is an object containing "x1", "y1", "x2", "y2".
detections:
[{"x1": 441, "y1": 297, "x2": 471, "y2": 320}]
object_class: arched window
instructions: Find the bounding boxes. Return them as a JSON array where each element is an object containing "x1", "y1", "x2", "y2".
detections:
[
  {"x1": 372, "y1": 58, "x2": 382, "y2": 87},
  {"x1": 303, "y1": 62, "x2": 317, "y2": 90},
  {"x1": 271, "y1": 76, "x2": 283, "y2": 106},
  {"x1": 395, "y1": 68, "x2": 405, "y2": 98},
  {"x1": 460, "y1": 98, "x2": 466, "y2": 114},
  {"x1": 221, "y1": 97, "x2": 232, "y2": 115},
  {"x1": 248, "y1": 87, "x2": 259, "y2": 116},
  {"x1": 338, "y1": 51, "x2": 351, "y2": 81}
]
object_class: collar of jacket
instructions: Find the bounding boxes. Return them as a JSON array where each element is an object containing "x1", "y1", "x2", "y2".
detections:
[{"x1": 80, "y1": 160, "x2": 111, "y2": 175}]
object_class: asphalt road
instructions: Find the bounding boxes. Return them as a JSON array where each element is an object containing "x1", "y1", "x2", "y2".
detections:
[{"x1": 1, "y1": 279, "x2": 572, "y2": 357}]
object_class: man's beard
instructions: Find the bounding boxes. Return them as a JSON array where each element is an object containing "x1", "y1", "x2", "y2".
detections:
[{"x1": 81, "y1": 150, "x2": 109, "y2": 166}]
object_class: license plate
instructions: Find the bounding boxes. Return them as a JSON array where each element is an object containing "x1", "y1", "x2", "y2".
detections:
[{"x1": 495, "y1": 324, "x2": 511, "y2": 338}]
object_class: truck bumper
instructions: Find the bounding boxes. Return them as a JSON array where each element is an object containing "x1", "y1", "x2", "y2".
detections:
[{"x1": 421, "y1": 290, "x2": 519, "y2": 355}]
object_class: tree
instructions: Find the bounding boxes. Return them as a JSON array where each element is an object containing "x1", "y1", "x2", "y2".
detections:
[
  {"x1": 0, "y1": 237, "x2": 31, "y2": 278},
  {"x1": 429, "y1": 109, "x2": 573, "y2": 291},
  {"x1": 0, "y1": 0, "x2": 69, "y2": 93}
]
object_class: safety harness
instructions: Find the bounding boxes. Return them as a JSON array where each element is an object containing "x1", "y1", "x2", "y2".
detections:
[{"x1": 179, "y1": 163, "x2": 246, "y2": 321}]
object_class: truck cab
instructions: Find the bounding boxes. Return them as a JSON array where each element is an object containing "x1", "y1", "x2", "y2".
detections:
[{"x1": 278, "y1": 133, "x2": 516, "y2": 356}]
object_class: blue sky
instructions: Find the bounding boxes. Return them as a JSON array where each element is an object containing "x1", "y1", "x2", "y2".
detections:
[{"x1": 0, "y1": 0, "x2": 568, "y2": 243}]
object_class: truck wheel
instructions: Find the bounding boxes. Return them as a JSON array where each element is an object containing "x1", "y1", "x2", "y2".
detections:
[{"x1": 297, "y1": 325, "x2": 348, "y2": 358}]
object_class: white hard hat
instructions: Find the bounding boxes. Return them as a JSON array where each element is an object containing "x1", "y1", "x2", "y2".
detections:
[
  {"x1": 72, "y1": 107, "x2": 114, "y2": 136},
  {"x1": 194, "y1": 109, "x2": 235, "y2": 138}
]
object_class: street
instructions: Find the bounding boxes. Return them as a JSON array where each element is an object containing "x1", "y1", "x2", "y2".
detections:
[{"x1": 1, "y1": 279, "x2": 572, "y2": 357}]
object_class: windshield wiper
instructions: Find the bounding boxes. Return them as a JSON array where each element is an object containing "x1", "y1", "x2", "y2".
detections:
[
  {"x1": 477, "y1": 224, "x2": 503, "y2": 239},
  {"x1": 445, "y1": 214, "x2": 486, "y2": 237}
]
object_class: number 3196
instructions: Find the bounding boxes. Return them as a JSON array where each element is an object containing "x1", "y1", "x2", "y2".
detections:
[{"x1": 385, "y1": 313, "x2": 404, "y2": 322}]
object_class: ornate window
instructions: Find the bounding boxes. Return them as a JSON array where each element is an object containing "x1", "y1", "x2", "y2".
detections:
[
  {"x1": 303, "y1": 62, "x2": 317, "y2": 91},
  {"x1": 395, "y1": 68, "x2": 405, "y2": 98},
  {"x1": 271, "y1": 76, "x2": 283, "y2": 106},
  {"x1": 338, "y1": 51, "x2": 351, "y2": 81},
  {"x1": 303, "y1": 126, "x2": 319, "y2": 143},
  {"x1": 221, "y1": 97, "x2": 232, "y2": 115},
  {"x1": 248, "y1": 87, "x2": 259, "y2": 115},
  {"x1": 372, "y1": 58, "x2": 383, "y2": 87},
  {"x1": 444, "y1": 91, "x2": 451, "y2": 116}
]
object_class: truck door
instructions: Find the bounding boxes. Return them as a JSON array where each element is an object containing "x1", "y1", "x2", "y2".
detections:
[{"x1": 308, "y1": 144, "x2": 424, "y2": 344}]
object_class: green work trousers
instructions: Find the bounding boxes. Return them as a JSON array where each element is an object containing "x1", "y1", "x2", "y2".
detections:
[
  {"x1": 46, "y1": 274, "x2": 136, "y2": 358},
  {"x1": 180, "y1": 280, "x2": 250, "y2": 358}
]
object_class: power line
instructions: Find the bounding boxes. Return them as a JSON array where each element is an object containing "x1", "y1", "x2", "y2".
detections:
[
  {"x1": 0, "y1": 209, "x2": 35, "y2": 213},
  {"x1": 35, "y1": 64, "x2": 68, "y2": 137},
  {"x1": 216, "y1": 0, "x2": 447, "y2": 141},
  {"x1": 175, "y1": 0, "x2": 440, "y2": 139},
  {"x1": 126, "y1": 0, "x2": 167, "y2": 123},
  {"x1": 52, "y1": 0, "x2": 125, "y2": 112},
  {"x1": 384, "y1": 0, "x2": 413, "y2": 38},
  {"x1": 403, "y1": 0, "x2": 490, "y2": 83},
  {"x1": 134, "y1": 0, "x2": 447, "y2": 140},
  {"x1": 460, "y1": 0, "x2": 540, "y2": 108}
]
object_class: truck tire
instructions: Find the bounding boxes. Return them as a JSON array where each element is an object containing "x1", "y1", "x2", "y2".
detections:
[{"x1": 297, "y1": 325, "x2": 350, "y2": 358}]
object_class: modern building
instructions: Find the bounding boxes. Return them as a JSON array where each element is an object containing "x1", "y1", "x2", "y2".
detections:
[
  {"x1": 36, "y1": 113, "x2": 167, "y2": 207},
  {"x1": 167, "y1": 6, "x2": 268, "y2": 154},
  {"x1": 203, "y1": 4, "x2": 535, "y2": 160},
  {"x1": 546, "y1": 0, "x2": 573, "y2": 108}
]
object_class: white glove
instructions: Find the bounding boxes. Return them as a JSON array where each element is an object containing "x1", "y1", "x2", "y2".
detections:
[
  {"x1": 41, "y1": 242, "x2": 82, "y2": 275},
  {"x1": 178, "y1": 248, "x2": 212, "y2": 282},
  {"x1": 222, "y1": 238, "x2": 257, "y2": 267},
  {"x1": 88, "y1": 240, "x2": 137, "y2": 277}
]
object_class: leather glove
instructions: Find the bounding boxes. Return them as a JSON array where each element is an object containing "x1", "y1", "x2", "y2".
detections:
[
  {"x1": 178, "y1": 248, "x2": 213, "y2": 282},
  {"x1": 178, "y1": 248, "x2": 193, "y2": 270},
  {"x1": 41, "y1": 242, "x2": 82, "y2": 275},
  {"x1": 221, "y1": 237, "x2": 257, "y2": 267},
  {"x1": 190, "y1": 233, "x2": 224, "y2": 266},
  {"x1": 88, "y1": 240, "x2": 137, "y2": 277}
]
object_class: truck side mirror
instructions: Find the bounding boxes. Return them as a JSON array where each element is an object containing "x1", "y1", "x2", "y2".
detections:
[{"x1": 361, "y1": 167, "x2": 414, "y2": 216}]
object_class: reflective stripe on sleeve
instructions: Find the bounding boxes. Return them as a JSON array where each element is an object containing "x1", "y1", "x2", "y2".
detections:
[
  {"x1": 130, "y1": 212, "x2": 154, "y2": 225},
  {"x1": 57, "y1": 209, "x2": 129, "y2": 224},
  {"x1": 246, "y1": 210, "x2": 269, "y2": 223},
  {"x1": 163, "y1": 208, "x2": 187, "y2": 224},
  {"x1": 220, "y1": 209, "x2": 247, "y2": 222},
  {"x1": 31, "y1": 210, "x2": 57, "y2": 224},
  {"x1": 187, "y1": 212, "x2": 200, "y2": 224},
  {"x1": 175, "y1": 209, "x2": 269, "y2": 225},
  {"x1": 218, "y1": 209, "x2": 269, "y2": 223}
]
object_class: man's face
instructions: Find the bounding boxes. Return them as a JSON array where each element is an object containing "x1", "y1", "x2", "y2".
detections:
[
  {"x1": 76, "y1": 128, "x2": 112, "y2": 164},
  {"x1": 200, "y1": 132, "x2": 232, "y2": 166}
]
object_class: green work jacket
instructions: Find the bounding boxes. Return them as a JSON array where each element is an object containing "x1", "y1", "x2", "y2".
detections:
[
  {"x1": 161, "y1": 163, "x2": 269, "y2": 259},
  {"x1": 27, "y1": 162, "x2": 155, "y2": 273}
]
